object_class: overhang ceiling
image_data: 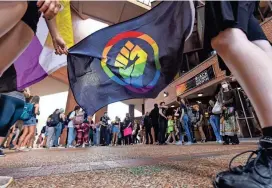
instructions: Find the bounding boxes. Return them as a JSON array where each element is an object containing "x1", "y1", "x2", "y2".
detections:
[{"x1": 71, "y1": 1, "x2": 150, "y2": 25}]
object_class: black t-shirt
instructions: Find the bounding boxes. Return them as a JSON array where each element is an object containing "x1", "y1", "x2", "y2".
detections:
[
  {"x1": 159, "y1": 107, "x2": 167, "y2": 120},
  {"x1": 193, "y1": 110, "x2": 203, "y2": 122},
  {"x1": 123, "y1": 117, "x2": 132, "y2": 127},
  {"x1": 100, "y1": 116, "x2": 109, "y2": 127}
]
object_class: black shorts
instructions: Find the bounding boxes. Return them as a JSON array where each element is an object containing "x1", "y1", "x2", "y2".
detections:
[
  {"x1": 21, "y1": 1, "x2": 41, "y2": 33},
  {"x1": 204, "y1": 1, "x2": 268, "y2": 76}
]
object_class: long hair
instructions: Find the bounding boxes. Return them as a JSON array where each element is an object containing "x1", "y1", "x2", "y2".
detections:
[{"x1": 31, "y1": 96, "x2": 40, "y2": 104}]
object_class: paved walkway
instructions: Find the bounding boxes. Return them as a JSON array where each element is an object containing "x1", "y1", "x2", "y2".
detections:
[{"x1": 1, "y1": 142, "x2": 257, "y2": 181}]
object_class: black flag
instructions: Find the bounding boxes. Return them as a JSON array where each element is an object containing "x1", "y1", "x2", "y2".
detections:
[{"x1": 68, "y1": 1, "x2": 195, "y2": 115}]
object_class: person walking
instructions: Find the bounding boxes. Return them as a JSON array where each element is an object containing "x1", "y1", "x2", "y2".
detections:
[
  {"x1": 208, "y1": 100, "x2": 222, "y2": 143},
  {"x1": 100, "y1": 112, "x2": 110, "y2": 146},
  {"x1": 67, "y1": 106, "x2": 80, "y2": 148},
  {"x1": 149, "y1": 104, "x2": 159, "y2": 144},
  {"x1": 192, "y1": 105, "x2": 206, "y2": 143},
  {"x1": 177, "y1": 97, "x2": 192, "y2": 145},
  {"x1": 144, "y1": 112, "x2": 153, "y2": 145},
  {"x1": 17, "y1": 96, "x2": 40, "y2": 151}
]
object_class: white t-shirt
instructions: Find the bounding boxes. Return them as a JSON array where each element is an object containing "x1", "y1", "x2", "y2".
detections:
[{"x1": 68, "y1": 111, "x2": 75, "y2": 128}]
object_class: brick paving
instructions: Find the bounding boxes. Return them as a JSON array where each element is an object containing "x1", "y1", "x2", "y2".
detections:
[{"x1": 0, "y1": 142, "x2": 257, "y2": 181}]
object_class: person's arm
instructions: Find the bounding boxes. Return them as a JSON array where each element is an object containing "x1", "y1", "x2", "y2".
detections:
[
  {"x1": 37, "y1": 0, "x2": 62, "y2": 20},
  {"x1": 45, "y1": 18, "x2": 68, "y2": 55},
  {"x1": 34, "y1": 104, "x2": 40, "y2": 115},
  {"x1": 180, "y1": 105, "x2": 185, "y2": 120},
  {"x1": 174, "y1": 109, "x2": 179, "y2": 117}
]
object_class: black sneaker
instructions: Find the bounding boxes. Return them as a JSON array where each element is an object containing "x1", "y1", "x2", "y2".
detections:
[
  {"x1": 214, "y1": 136, "x2": 272, "y2": 188},
  {"x1": 0, "y1": 150, "x2": 5, "y2": 157}
]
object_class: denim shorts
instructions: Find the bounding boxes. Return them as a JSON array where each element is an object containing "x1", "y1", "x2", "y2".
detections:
[{"x1": 24, "y1": 117, "x2": 37, "y2": 126}]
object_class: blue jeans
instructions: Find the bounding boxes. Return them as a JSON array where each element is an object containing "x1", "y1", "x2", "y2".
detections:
[
  {"x1": 178, "y1": 121, "x2": 183, "y2": 142},
  {"x1": 183, "y1": 114, "x2": 192, "y2": 143},
  {"x1": 210, "y1": 115, "x2": 222, "y2": 141},
  {"x1": 93, "y1": 131, "x2": 96, "y2": 145},
  {"x1": 54, "y1": 123, "x2": 62, "y2": 146},
  {"x1": 96, "y1": 127, "x2": 100, "y2": 145},
  {"x1": 68, "y1": 127, "x2": 75, "y2": 146}
]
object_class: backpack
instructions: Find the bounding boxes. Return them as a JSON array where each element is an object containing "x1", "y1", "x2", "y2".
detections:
[
  {"x1": 20, "y1": 103, "x2": 34, "y2": 121},
  {"x1": 50, "y1": 113, "x2": 60, "y2": 127}
]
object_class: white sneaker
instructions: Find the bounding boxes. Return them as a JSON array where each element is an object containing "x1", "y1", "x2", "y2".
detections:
[
  {"x1": 185, "y1": 142, "x2": 192, "y2": 146},
  {"x1": 0, "y1": 176, "x2": 13, "y2": 187},
  {"x1": 58, "y1": 145, "x2": 65, "y2": 148},
  {"x1": 19, "y1": 147, "x2": 30, "y2": 152},
  {"x1": 176, "y1": 141, "x2": 183, "y2": 145},
  {"x1": 82, "y1": 143, "x2": 85, "y2": 148},
  {"x1": 217, "y1": 140, "x2": 223, "y2": 144}
]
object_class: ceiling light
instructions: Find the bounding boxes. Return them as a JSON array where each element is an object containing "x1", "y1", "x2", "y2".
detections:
[
  {"x1": 171, "y1": 105, "x2": 175, "y2": 108},
  {"x1": 197, "y1": 101, "x2": 202, "y2": 104},
  {"x1": 237, "y1": 87, "x2": 241, "y2": 90},
  {"x1": 198, "y1": 93, "x2": 203, "y2": 97},
  {"x1": 163, "y1": 92, "x2": 168, "y2": 97}
]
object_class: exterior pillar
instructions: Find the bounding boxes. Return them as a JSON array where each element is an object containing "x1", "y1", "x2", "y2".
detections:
[{"x1": 65, "y1": 89, "x2": 78, "y2": 114}]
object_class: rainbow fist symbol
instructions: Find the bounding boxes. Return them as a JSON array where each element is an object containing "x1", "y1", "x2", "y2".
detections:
[{"x1": 114, "y1": 41, "x2": 147, "y2": 87}]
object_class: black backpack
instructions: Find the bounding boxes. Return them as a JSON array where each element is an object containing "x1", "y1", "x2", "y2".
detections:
[{"x1": 50, "y1": 113, "x2": 60, "y2": 127}]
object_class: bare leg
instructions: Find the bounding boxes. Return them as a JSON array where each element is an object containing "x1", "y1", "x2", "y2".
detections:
[
  {"x1": 17, "y1": 126, "x2": 29, "y2": 148},
  {"x1": 252, "y1": 40, "x2": 272, "y2": 59},
  {"x1": 0, "y1": 21, "x2": 34, "y2": 77},
  {"x1": 0, "y1": 1, "x2": 27, "y2": 38},
  {"x1": 21, "y1": 126, "x2": 35, "y2": 147},
  {"x1": 212, "y1": 28, "x2": 272, "y2": 127},
  {"x1": 171, "y1": 133, "x2": 176, "y2": 143}
]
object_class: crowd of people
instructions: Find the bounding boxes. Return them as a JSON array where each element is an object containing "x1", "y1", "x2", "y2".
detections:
[
  {"x1": 0, "y1": 1, "x2": 272, "y2": 187},
  {"x1": 1, "y1": 81, "x2": 243, "y2": 152}
]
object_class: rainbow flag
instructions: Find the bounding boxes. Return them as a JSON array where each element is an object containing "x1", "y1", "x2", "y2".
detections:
[
  {"x1": 67, "y1": 1, "x2": 195, "y2": 115},
  {"x1": 0, "y1": 0, "x2": 73, "y2": 92}
]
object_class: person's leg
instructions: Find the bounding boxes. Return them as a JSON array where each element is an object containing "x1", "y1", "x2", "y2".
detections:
[
  {"x1": 46, "y1": 127, "x2": 54, "y2": 148},
  {"x1": 161, "y1": 119, "x2": 167, "y2": 144},
  {"x1": 145, "y1": 127, "x2": 149, "y2": 144},
  {"x1": 0, "y1": 2, "x2": 27, "y2": 38},
  {"x1": 212, "y1": 29, "x2": 272, "y2": 128},
  {"x1": 0, "y1": 21, "x2": 34, "y2": 77},
  {"x1": 17, "y1": 126, "x2": 29, "y2": 148},
  {"x1": 183, "y1": 116, "x2": 192, "y2": 143},
  {"x1": 96, "y1": 128, "x2": 100, "y2": 146},
  {"x1": 209, "y1": 116, "x2": 221, "y2": 142},
  {"x1": 76, "y1": 131, "x2": 82, "y2": 146},
  {"x1": 53, "y1": 123, "x2": 61, "y2": 146},
  {"x1": 198, "y1": 125, "x2": 206, "y2": 141},
  {"x1": 149, "y1": 128, "x2": 153, "y2": 144},
  {"x1": 171, "y1": 133, "x2": 176, "y2": 143}
]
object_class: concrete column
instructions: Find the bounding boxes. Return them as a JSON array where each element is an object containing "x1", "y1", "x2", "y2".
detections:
[
  {"x1": 65, "y1": 89, "x2": 78, "y2": 114},
  {"x1": 129, "y1": 104, "x2": 135, "y2": 122}
]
